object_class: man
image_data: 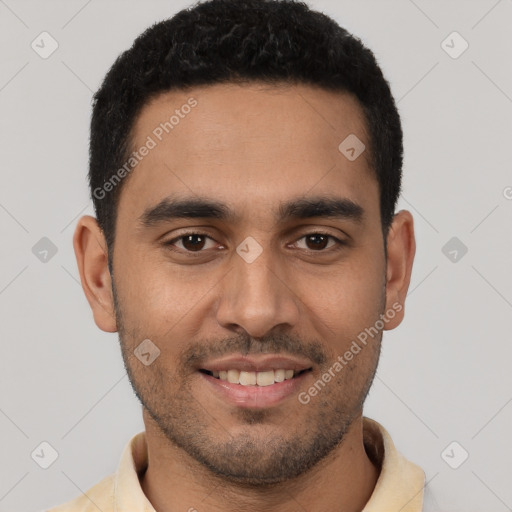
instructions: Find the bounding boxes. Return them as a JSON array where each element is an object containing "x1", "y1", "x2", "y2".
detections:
[{"x1": 49, "y1": 0, "x2": 437, "y2": 510}]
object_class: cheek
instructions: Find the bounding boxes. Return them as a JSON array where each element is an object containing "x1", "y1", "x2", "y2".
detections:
[
  {"x1": 300, "y1": 255, "x2": 385, "y2": 347},
  {"x1": 115, "y1": 257, "x2": 218, "y2": 343}
]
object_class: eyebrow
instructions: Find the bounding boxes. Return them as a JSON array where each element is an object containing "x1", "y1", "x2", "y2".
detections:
[{"x1": 138, "y1": 195, "x2": 364, "y2": 227}]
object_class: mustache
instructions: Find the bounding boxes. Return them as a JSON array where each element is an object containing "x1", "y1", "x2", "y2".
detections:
[{"x1": 181, "y1": 332, "x2": 328, "y2": 368}]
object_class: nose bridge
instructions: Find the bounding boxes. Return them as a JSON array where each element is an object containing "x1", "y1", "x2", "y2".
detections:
[{"x1": 216, "y1": 242, "x2": 300, "y2": 337}]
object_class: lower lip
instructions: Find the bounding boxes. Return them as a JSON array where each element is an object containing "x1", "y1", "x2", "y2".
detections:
[{"x1": 199, "y1": 371, "x2": 311, "y2": 409}]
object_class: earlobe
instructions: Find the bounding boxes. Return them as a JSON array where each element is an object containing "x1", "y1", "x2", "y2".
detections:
[
  {"x1": 73, "y1": 215, "x2": 118, "y2": 333},
  {"x1": 383, "y1": 210, "x2": 416, "y2": 330}
]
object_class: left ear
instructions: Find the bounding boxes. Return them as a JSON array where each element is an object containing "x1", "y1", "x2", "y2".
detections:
[{"x1": 383, "y1": 209, "x2": 416, "y2": 330}]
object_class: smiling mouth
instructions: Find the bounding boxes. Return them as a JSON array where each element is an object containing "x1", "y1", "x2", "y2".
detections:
[{"x1": 199, "y1": 368, "x2": 312, "y2": 386}]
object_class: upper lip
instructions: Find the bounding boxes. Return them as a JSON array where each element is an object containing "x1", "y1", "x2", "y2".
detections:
[{"x1": 198, "y1": 355, "x2": 314, "y2": 373}]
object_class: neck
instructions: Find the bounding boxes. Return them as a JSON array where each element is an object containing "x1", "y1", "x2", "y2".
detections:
[{"x1": 140, "y1": 411, "x2": 380, "y2": 512}]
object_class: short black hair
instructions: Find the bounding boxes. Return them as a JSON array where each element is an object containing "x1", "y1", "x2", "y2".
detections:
[{"x1": 89, "y1": 0, "x2": 403, "y2": 263}]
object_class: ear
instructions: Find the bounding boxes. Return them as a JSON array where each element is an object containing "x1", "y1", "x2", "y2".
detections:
[
  {"x1": 73, "y1": 215, "x2": 117, "y2": 333},
  {"x1": 383, "y1": 210, "x2": 416, "y2": 330}
]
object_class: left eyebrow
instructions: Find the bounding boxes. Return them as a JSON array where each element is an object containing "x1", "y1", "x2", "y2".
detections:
[
  {"x1": 138, "y1": 195, "x2": 365, "y2": 228},
  {"x1": 278, "y1": 196, "x2": 364, "y2": 223}
]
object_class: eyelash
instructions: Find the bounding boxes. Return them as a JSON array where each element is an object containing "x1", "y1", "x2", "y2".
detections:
[{"x1": 164, "y1": 231, "x2": 346, "y2": 255}]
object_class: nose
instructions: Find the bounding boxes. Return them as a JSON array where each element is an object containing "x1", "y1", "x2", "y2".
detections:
[{"x1": 215, "y1": 246, "x2": 301, "y2": 338}]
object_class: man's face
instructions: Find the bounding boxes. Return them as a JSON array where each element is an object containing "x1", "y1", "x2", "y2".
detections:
[{"x1": 109, "y1": 83, "x2": 389, "y2": 484}]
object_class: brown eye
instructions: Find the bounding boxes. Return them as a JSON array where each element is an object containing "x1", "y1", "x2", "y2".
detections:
[
  {"x1": 166, "y1": 233, "x2": 217, "y2": 253},
  {"x1": 305, "y1": 234, "x2": 329, "y2": 250},
  {"x1": 181, "y1": 234, "x2": 207, "y2": 251},
  {"x1": 294, "y1": 233, "x2": 340, "y2": 251}
]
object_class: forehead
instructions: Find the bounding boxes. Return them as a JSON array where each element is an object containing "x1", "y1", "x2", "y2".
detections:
[{"x1": 117, "y1": 82, "x2": 378, "y2": 225}]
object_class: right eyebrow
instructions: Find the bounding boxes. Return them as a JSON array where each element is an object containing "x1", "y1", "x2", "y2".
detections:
[{"x1": 138, "y1": 197, "x2": 237, "y2": 228}]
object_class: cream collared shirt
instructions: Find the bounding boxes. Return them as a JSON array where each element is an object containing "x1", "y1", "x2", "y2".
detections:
[{"x1": 47, "y1": 417, "x2": 430, "y2": 512}]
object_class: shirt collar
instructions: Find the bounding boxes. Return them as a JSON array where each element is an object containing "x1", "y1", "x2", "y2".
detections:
[
  {"x1": 113, "y1": 416, "x2": 425, "y2": 511},
  {"x1": 361, "y1": 417, "x2": 426, "y2": 511},
  {"x1": 114, "y1": 430, "x2": 154, "y2": 512}
]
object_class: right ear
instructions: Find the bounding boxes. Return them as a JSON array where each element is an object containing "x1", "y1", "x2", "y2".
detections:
[{"x1": 73, "y1": 215, "x2": 117, "y2": 333}]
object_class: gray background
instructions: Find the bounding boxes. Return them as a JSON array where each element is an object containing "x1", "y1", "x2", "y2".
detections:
[{"x1": 1, "y1": 0, "x2": 511, "y2": 510}]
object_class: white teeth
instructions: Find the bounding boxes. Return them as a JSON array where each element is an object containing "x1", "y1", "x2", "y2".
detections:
[
  {"x1": 274, "y1": 369, "x2": 285, "y2": 382},
  {"x1": 227, "y1": 369, "x2": 240, "y2": 384},
  {"x1": 213, "y1": 369, "x2": 301, "y2": 386},
  {"x1": 256, "y1": 370, "x2": 275, "y2": 387},
  {"x1": 239, "y1": 371, "x2": 257, "y2": 386}
]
